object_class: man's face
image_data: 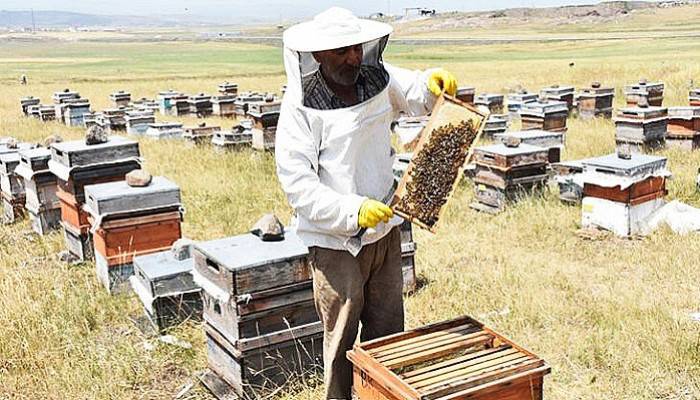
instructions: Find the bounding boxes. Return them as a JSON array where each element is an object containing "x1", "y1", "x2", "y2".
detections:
[{"x1": 313, "y1": 44, "x2": 364, "y2": 86}]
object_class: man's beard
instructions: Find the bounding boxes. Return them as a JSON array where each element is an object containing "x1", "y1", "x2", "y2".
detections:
[{"x1": 324, "y1": 65, "x2": 360, "y2": 86}]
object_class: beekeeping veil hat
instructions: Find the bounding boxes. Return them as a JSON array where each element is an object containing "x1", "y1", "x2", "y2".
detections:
[
  {"x1": 283, "y1": 7, "x2": 393, "y2": 53},
  {"x1": 282, "y1": 7, "x2": 393, "y2": 109}
]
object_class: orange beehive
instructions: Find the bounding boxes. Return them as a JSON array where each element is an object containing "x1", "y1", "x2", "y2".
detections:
[
  {"x1": 347, "y1": 316, "x2": 550, "y2": 400},
  {"x1": 92, "y1": 211, "x2": 182, "y2": 267}
]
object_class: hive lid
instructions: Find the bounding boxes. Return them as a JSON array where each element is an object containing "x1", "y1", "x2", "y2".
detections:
[
  {"x1": 520, "y1": 100, "x2": 568, "y2": 115},
  {"x1": 51, "y1": 135, "x2": 137, "y2": 155},
  {"x1": 495, "y1": 129, "x2": 564, "y2": 144},
  {"x1": 211, "y1": 94, "x2": 237, "y2": 102},
  {"x1": 149, "y1": 122, "x2": 183, "y2": 129},
  {"x1": 582, "y1": 153, "x2": 667, "y2": 176},
  {"x1": 579, "y1": 83, "x2": 614, "y2": 96},
  {"x1": 615, "y1": 105, "x2": 667, "y2": 121},
  {"x1": 133, "y1": 250, "x2": 193, "y2": 281},
  {"x1": 475, "y1": 93, "x2": 504, "y2": 103},
  {"x1": 668, "y1": 106, "x2": 700, "y2": 119},
  {"x1": 84, "y1": 176, "x2": 181, "y2": 216},
  {"x1": 474, "y1": 142, "x2": 547, "y2": 157},
  {"x1": 0, "y1": 142, "x2": 35, "y2": 155},
  {"x1": 456, "y1": 86, "x2": 475, "y2": 95},
  {"x1": 52, "y1": 90, "x2": 80, "y2": 102},
  {"x1": 624, "y1": 80, "x2": 664, "y2": 94},
  {"x1": 0, "y1": 153, "x2": 21, "y2": 169},
  {"x1": 540, "y1": 85, "x2": 574, "y2": 96},
  {"x1": 194, "y1": 229, "x2": 308, "y2": 272},
  {"x1": 507, "y1": 92, "x2": 538, "y2": 103},
  {"x1": 690, "y1": 88, "x2": 700, "y2": 98}
]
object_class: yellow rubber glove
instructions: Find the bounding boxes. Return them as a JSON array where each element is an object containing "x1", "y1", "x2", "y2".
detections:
[
  {"x1": 427, "y1": 69, "x2": 458, "y2": 97},
  {"x1": 358, "y1": 199, "x2": 393, "y2": 229}
]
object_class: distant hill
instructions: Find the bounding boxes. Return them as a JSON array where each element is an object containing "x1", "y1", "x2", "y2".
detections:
[{"x1": 0, "y1": 10, "x2": 224, "y2": 28}]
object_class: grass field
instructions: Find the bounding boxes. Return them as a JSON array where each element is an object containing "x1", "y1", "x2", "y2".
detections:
[{"x1": 1, "y1": 8, "x2": 700, "y2": 400}]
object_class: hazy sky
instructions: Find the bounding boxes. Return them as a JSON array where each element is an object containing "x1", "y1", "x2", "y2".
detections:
[{"x1": 1, "y1": 0, "x2": 609, "y2": 20}]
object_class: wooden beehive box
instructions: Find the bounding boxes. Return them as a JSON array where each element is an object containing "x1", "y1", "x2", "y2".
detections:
[
  {"x1": 125, "y1": 111, "x2": 156, "y2": 135},
  {"x1": 473, "y1": 143, "x2": 549, "y2": 171},
  {"x1": 506, "y1": 91, "x2": 538, "y2": 115},
  {"x1": 455, "y1": 86, "x2": 475, "y2": 105},
  {"x1": 234, "y1": 92, "x2": 266, "y2": 116},
  {"x1": 212, "y1": 128, "x2": 253, "y2": 150},
  {"x1": 520, "y1": 100, "x2": 568, "y2": 132},
  {"x1": 475, "y1": 93, "x2": 504, "y2": 114},
  {"x1": 614, "y1": 105, "x2": 668, "y2": 142},
  {"x1": 690, "y1": 88, "x2": 700, "y2": 107},
  {"x1": 347, "y1": 316, "x2": 550, "y2": 400},
  {"x1": 667, "y1": 107, "x2": 700, "y2": 137},
  {"x1": 109, "y1": 91, "x2": 131, "y2": 107},
  {"x1": 203, "y1": 321, "x2": 323, "y2": 397},
  {"x1": 581, "y1": 153, "x2": 668, "y2": 205},
  {"x1": 217, "y1": 81, "x2": 239, "y2": 96},
  {"x1": 21, "y1": 96, "x2": 41, "y2": 115},
  {"x1": 183, "y1": 124, "x2": 221, "y2": 143},
  {"x1": 624, "y1": 79, "x2": 664, "y2": 107},
  {"x1": 577, "y1": 82, "x2": 614, "y2": 119},
  {"x1": 0, "y1": 153, "x2": 24, "y2": 198},
  {"x1": 392, "y1": 95, "x2": 487, "y2": 232},
  {"x1": 539, "y1": 85, "x2": 575, "y2": 110},
  {"x1": 52, "y1": 89, "x2": 80, "y2": 104},
  {"x1": 211, "y1": 95, "x2": 237, "y2": 117},
  {"x1": 38, "y1": 105, "x2": 56, "y2": 121},
  {"x1": 494, "y1": 130, "x2": 565, "y2": 163},
  {"x1": 130, "y1": 248, "x2": 202, "y2": 331},
  {"x1": 146, "y1": 122, "x2": 184, "y2": 140}
]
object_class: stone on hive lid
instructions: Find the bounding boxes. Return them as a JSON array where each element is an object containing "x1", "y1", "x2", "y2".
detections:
[
  {"x1": 85, "y1": 125, "x2": 109, "y2": 145},
  {"x1": 250, "y1": 213, "x2": 284, "y2": 242},
  {"x1": 43, "y1": 134, "x2": 63, "y2": 147},
  {"x1": 504, "y1": 136, "x2": 522, "y2": 148},
  {"x1": 126, "y1": 169, "x2": 152, "y2": 187},
  {"x1": 6, "y1": 138, "x2": 18, "y2": 149}
]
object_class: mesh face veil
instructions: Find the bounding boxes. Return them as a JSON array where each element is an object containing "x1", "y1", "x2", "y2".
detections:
[{"x1": 297, "y1": 36, "x2": 390, "y2": 110}]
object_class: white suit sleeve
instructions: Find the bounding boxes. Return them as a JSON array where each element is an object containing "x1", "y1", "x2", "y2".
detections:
[
  {"x1": 384, "y1": 62, "x2": 439, "y2": 118},
  {"x1": 275, "y1": 103, "x2": 366, "y2": 235}
]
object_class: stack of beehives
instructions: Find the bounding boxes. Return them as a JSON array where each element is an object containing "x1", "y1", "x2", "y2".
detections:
[
  {"x1": 20, "y1": 96, "x2": 40, "y2": 117},
  {"x1": 189, "y1": 93, "x2": 213, "y2": 118},
  {"x1": 38, "y1": 104, "x2": 56, "y2": 121},
  {"x1": 455, "y1": 86, "x2": 475, "y2": 105},
  {"x1": 99, "y1": 108, "x2": 128, "y2": 133},
  {"x1": 540, "y1": 84, "x2": 575, "y2": 112},
  {"x1": 62, "y1": 98, "x2": 92, "y2": 127},
  {"x1": 690, "y1": 88, "x2": 700, "y2": 107},
  {"x1": 130, "y1": 97, "x2": 159, "y2": 114},
  {"x1": 217, "y1": 81, "x2": 239, "y2": 96},
  {"x1": 234, "y1": 92, "x2": 265, "y2": 117},
  {"x1": 183, "y1": 123, "x2": 221, "y2": 145},
  {"x1": 130, "y1": 241, "x2": 202, "y2": 332},
  {"x1": 109, "y1": 91, "x2": 131, "y2": 108},
  {"x1": 193, "y1": 229, "x2": 323, "y2": 397},
  {"x1": 624, "y1": 79, "x2": 664, "y2": 107},
  {"x1": 0, "y1": 151, "x2": 27, "y2": 224},
  {"x1": 211, "y1": 123, "x2": 253, "y2": 151},
  {"x1": 666, "y1": 106, "x2": 700, "y2": 150},
  {"x1": 157, "y1": 90, "x2": 185, "y2": 116},
  {"x1": 614, "y1": 100, "x2": 667, "y2": 153},
  {"x1": 125, "y1": 110, "x2": 156, "y2": 135},
  {"x1": 248, "y1": 99, "x2": 281, "y2": 151},
  {"x1": 84, "y1": 175, "x2": 183, "y2": 293},
  {"x1": 470, "y1": 141, "x2": 549, "y2": 213},
  {"x1": 580, "y1": 153, "x2": 669, "y2": 237},
  {"x1": 506, "y1": 90, "x2": 538, "y2": 119},
  {"x1": 48, "y1": 136, "x2": 141, "y2": 261},
  {"x1": 577, "y1": 82, "x2": 615, "y2": 120},
  {"x1": 145, "y1": 122, "x2": 184, "y2": 140},
  {"x1": 15, "y1": 148, "x2": 61, "y2": 235},
  {"x1": 520, "y1": 98, "x2": 569, "y2": 133},
  {"x1": 476, "y1": 93, "x2": 508, "y2": 140},
  {"x1": 211, "y1": 95, "x2": 237, "y2": 118},
  {"x1": 495, "y1": 129, "x2": 565, "y2": 163},
  {"x1": 52, "y1": 89, "x2": 81, "y2": 123}
]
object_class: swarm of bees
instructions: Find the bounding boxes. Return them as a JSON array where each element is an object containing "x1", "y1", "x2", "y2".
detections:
[{"x1": 395, "y1": 120, "x2": 478, "y2": 228}]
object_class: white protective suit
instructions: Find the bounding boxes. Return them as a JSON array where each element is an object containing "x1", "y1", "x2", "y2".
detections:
[{"x1": 276, "y1": 8, "x2": 437, "y2": 254}]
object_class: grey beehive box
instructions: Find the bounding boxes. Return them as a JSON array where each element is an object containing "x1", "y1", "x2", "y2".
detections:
[
  {"x1": 84, "y1": 176, "x2": 181, "y2": 217},
  {"x1": 50, "y1": 136, "x2": 140, "y2": 168}
]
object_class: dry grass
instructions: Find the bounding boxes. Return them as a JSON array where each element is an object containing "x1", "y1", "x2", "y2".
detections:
[{"x1": 1, "y1": 13, "x2": 700, "y2": 400}]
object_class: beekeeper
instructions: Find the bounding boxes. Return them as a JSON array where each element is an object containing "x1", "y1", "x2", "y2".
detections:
[{"x1": 276, "y1": 7, "x2": 457, "y2": 399}]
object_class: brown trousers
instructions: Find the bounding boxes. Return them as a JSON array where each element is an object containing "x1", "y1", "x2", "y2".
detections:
[{"x1": 309, "y1": 227, "x2": 404, "y2": 400}]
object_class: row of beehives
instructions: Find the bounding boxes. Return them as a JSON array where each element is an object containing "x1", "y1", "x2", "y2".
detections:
[
  {"x1": 451, "y1": 80, "x2": 700, "y2": 142},
  {"x1": 19, "y1": 86, "x2": 283, "y2": 152},
  {"x1": 0, "y1": 132, "x2": 418, "y2": 398}
]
